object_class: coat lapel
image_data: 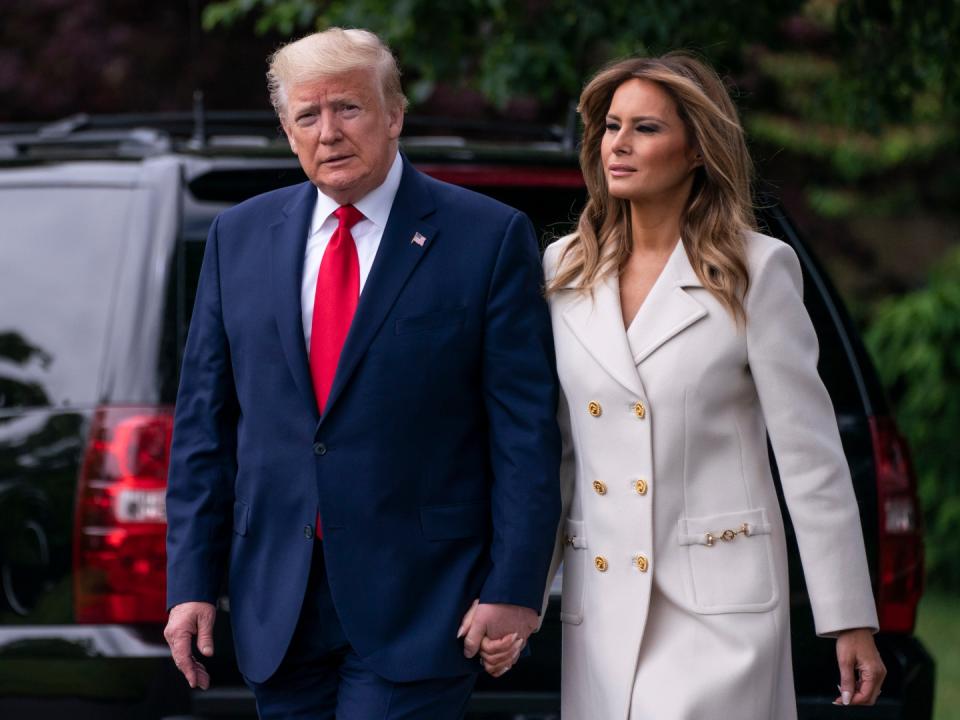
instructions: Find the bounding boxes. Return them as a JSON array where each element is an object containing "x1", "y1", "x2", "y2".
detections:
[
  {"x1": 626, "y1": 240, "x2": 707, "y2": 365},
  {"x1": 320, "y1": 158, "x2": 437, "y2": 421},
  {"x1": 562, "y1": 273, "x2": 645, "y2": 397},
  {"x1": 269, "y1": 181, "x2": 319, "y2": 418}
]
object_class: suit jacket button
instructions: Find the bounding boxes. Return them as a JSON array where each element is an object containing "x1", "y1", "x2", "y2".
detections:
[
  {"x1": 587, "y1": 401, "x2": 602, "y2": 417},
  {"x1": 592, "y1": 480, "x2": 607, "y2": 495},
  {"x1": 633, "y1": 401, "x2": 646, "y2": 419},
  {"x1": 313, "y1": 442, "x2": 327, "y2": 456},
  {"x1": 594, "y1": 555, "x2": 608, "y2": 572},
  {"x1": 635, "y1": 478, "x2": 649, "y2": 495},
  {"x1": 303, "y1": 525, "x2": 314, "y2": 539},
  {"x1": 634, "y1": 554, "x2": 649, "y2": 572}
]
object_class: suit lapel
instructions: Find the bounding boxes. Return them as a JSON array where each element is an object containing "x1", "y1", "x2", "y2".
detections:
[
  {"x1": 562, "y1": 273, "x2": 645, "y2": 397},
  {"x1": 626, "y1": 240, "x2": 707, "y2": 365},
  {"x1": 320, "y1": 159, "x2": 437, "y2": 421},
  {"x1": 269, "y1": 181, "x2": 319, "y2": 418}
]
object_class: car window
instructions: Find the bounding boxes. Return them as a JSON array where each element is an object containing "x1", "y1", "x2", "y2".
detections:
[{"x1": 0, "y1": 187, "x2": 131, "y2": 409}]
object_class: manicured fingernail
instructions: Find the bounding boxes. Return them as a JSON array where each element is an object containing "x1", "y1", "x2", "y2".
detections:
[
  {"x1": 201, "y1": 645, "x2": 212, "y2": 655},
  {"x1": 456, "y1": 625, "x2": 466, "y2": 639},
  {"x1": 842, "y1": 691, "x2": 851, "y2": 706}
]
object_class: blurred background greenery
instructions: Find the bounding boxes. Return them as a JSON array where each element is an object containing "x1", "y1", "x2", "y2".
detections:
[{"x1": 1, "y1": 0, "x2": 957, "y2": 714}]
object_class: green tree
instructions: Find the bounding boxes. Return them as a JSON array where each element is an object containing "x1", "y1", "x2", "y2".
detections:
[
  {"x1": 837, "y1": 0, "x2": 960, "y2": 130},
  {"x1": 202, "y1": 0, "x2": 959, "y2": 127},
  {"x1": 867, "y1": 249, "x2": 960, "y2": 590},
  {"x1": 201, "y1": 0, "x2": 804, "y2": 110}
]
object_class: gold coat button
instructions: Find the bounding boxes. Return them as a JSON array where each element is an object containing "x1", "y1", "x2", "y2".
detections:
[
  {"x1": 592, "y1": 480, "x2": 607, "y2": 495},
  {"x1": 588, "y1": 401, "x2": 602, "y2": 417},
  {"x1": 634, "y1": 478, "x2": 648, "y2": 495},
  {"x1": 594, "y1": 555, "x2": 608, "y2": 572},
  {"x1": 633, "y1": 554, "x2": 649, "y2": 572},
  {"x1": 633, "y1": 401, "x2": 646, "y2": 419}
]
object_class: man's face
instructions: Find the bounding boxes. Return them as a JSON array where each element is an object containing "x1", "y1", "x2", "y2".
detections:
[{"x1": 281, "y1": 68, "x2": 403, "y2": 205}]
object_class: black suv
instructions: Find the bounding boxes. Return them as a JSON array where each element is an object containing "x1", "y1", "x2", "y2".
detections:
[{"x1": 0, "y1": 113, "x2": 933, "y2": 719}]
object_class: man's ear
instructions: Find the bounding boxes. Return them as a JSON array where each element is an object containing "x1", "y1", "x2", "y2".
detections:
[{"x1": 387, "y1": 105, "x2": 404, "y2": 140}]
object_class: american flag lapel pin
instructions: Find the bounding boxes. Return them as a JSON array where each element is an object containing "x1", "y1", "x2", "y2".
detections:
[{"x1": 411, "y1": 231, "x2": 427, "y2": 247}]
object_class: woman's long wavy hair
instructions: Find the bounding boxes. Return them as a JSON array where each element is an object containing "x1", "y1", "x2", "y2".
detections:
[{"x1": 548, "y1": 52, "x2": 755, "y2": 323}]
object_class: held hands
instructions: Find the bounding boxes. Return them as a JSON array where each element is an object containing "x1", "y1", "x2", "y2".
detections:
[
  {"x1": 458, "y1": 599, "x2": 538, "y2": 677},
  {"x1": 834, "y1": 628, "x2": 886, "y2": 706},
  {"x1": 164, "y1": 601, "x2": 217, "y2": 690}
]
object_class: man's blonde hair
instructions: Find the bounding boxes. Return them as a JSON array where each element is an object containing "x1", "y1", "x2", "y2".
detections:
[{"x1": 267, "y1": 28, "x2": 409, "y2": 119}]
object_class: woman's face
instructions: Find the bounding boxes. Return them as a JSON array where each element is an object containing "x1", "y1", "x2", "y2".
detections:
[{"x1": 600, "y1": 78, "x2": 700, "y2": 204}]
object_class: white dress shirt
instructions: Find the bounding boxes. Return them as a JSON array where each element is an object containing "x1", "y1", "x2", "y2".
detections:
[{"x1": 301, "y1": 151, "x2": 403, "y2": 350}]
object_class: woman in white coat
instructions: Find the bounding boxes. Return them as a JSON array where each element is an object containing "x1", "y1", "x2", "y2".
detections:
[{"x1": 481, "y1": 53, "x2": 887, "y2": 718}]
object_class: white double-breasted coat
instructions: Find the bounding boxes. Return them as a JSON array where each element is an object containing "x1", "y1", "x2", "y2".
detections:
[{"x1": 543, "y1": 231, "x2": 878, "y2": 719}]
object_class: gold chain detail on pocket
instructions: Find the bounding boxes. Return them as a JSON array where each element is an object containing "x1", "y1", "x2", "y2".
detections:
[{"x1": 704, "y1": 522, "x2": 751, "y2": 547}]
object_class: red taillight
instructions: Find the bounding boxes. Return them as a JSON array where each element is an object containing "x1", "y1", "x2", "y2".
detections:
[
  {"x1": 869, "y1": 415, "x2": 924, "y2": 633},
  {"x1": 73, "y1": 406, "x2": 173, "y2": 623}
]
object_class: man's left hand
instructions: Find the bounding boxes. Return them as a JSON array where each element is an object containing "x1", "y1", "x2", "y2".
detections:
[{"x1": 460, "y1": 600, "x2": 537, "y2": 674}]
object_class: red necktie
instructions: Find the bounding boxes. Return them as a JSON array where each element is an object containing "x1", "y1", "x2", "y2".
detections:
[
  {"x1": 310, "y1": 204, "x2": 363, "y2": 413},
  {"x1": 309, "y1": 204, "x2": 363, "y2": 539}
]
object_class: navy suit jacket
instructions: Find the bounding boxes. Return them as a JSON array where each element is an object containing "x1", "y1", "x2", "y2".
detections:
[{"x1": 166, "y1": 156, "x2": 561, "y2": 684}]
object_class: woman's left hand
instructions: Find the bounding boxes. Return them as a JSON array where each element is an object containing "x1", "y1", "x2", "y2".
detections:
[{"x1": 834, "y1": 628, "x2": 886, "y2": 706}]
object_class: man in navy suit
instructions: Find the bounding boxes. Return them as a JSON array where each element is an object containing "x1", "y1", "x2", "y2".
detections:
[{"x1": 163, "y1": 27, "x2": 560, "y2": 718}]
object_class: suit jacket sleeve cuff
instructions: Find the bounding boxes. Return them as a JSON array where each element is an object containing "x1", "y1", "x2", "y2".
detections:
[{"x1": 478, "y1": 547, "x2": 551, "y2": 613}]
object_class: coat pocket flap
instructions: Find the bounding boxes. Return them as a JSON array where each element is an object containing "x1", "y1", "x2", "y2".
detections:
[
  {"x1": 420, "y1": 501, "x2": 489, "y2": 540},
  {"x1": 678, "y1": 508, "x2": 771, "y2": 547},
  {"x1": 563, "y1": 518, "x2": 587, "y2": 549},
  {"x1": 233, "y1": 499, "x2": 249, "y2": 536}
]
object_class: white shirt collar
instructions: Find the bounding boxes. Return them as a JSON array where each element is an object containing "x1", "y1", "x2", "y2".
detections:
[{"x1": 310, "y1": 151, "x2": 404, "y2": 236}]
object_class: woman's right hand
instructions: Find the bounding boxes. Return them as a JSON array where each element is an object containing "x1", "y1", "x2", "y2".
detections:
[{"x1": 834, "y1": 628, "x2": 886, "y2": 705}]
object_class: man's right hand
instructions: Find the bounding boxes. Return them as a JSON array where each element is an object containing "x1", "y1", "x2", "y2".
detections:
[{"x1": 164, "y1": 601, "x2": 216, "y2": 689}]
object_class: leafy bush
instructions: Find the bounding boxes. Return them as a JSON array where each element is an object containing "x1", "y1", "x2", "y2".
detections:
[{"x1": 867, "y1": 247, "x2": 960, "y2": 590}]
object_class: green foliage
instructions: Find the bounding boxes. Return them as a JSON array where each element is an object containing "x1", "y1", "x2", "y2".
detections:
[
  {"x1": 200, "y1": 0, "x2": 960, "y2": 126},
  {"x1": 756, "y1": 52, "x2": 853, "y2": 126},
  {"x1": 804, "y1": 184, "x2": 917, "y2": 220},
  {"x1": 837, "y1": 0, "x2": 960, "y2": 130},
  {"x1": 747, "y1": 112, "x2": 953, "y2": 181},
  {"x1": 201, "y1": 0, "x2": 804, "y2": 108},
  {"x1": 915, "y1": 592, "x2": 960, "y2": 719},
  {"x1": 867, "y1": 248, "x2": 960, "y2": 590}
]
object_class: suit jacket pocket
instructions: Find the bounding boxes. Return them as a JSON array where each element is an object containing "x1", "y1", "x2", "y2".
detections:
[
  {"x1": 560, "y1": 518, "x2": 587, "y2": 625},
  {"x1": 678, "y1": 507, "x2": 777, "y2": 613},
  {"x1": 420, "y1": 501, "x2": 489, "y2": 540},
  {"x1": 395, "y1": 307, "x2": 466, "y2": 335},
  {"x1": 233, "y1": 499, "x2": 249, "y2": 536}
]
